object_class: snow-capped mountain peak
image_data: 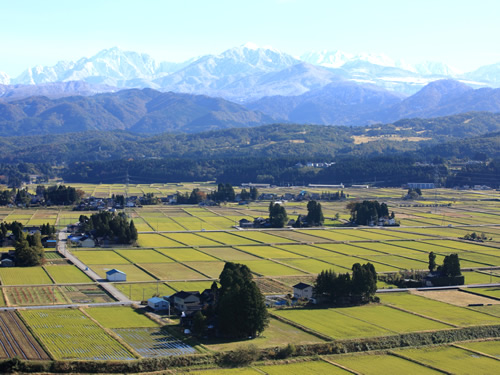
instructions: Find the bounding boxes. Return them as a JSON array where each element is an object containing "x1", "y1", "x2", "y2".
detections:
[{"x1": 0, "y1": 71, "x2": 10, "y2": 85}]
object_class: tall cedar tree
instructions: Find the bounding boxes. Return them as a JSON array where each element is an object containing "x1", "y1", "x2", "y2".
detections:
[
  {"x1": 306, "y1": 200, "x2": 324, "y2": 226},
  {"x1": 441, "y1": 254, "x2": 461, "y2": 277},
  {"x1": 15, "y1": 232, "x2": 45, "y2": 266},
  {"x1": 269, "y1": 202, "x2": 288, "y2": 228},
  {"x1": 428, "y1": 251, "x2": 437, "y2": 272},
  {"x1": 217, "y1": 262, "x2": 269, "y2": 338}
]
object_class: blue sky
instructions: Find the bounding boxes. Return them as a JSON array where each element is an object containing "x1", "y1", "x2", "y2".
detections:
[{"x1": 2, "y1": 0, "x2": 499, "y2": 76}]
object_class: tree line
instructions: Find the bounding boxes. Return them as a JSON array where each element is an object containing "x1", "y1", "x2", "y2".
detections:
[{"x1": 78, "y1": 212, "x2": 138, "y2": 244}]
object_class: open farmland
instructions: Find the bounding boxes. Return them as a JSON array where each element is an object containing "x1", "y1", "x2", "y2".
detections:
[
  {"x1": 273, "y1": 308, "x2": 393, "y2": 339},
  {"x1": 4, "y1": 286, "x2": 68, "y2": 306},
  {"x1": 328, "y1": 352, "x2": 441, "y2": 374},
  {"x1": 0, "y1": 267, "x2": 53, "y2": 285},
  {"x1": 256, "y1": 360, "x2": 350, "y2": 374},
  {"x1": 380, "y1": 292, "x2": 500, "y2": 326},
  {"x1": 20, "y1": 309, "x2": 135, "y2": 360},
  {"x1": 114, "y1": 327, "x2": 198, "y2": 357},
  {"x1": 397, "y1": 345, "x2": 500, "y2": 374},
  {"x1": 0, "y1": 311, "x2": 49, "y2": 360},
  {"x1": 44, "y1": 265, "x2": 93, "y2": 284},
  {"x1": 85, "y1": 306, "x2": 158, "y2": 328}
]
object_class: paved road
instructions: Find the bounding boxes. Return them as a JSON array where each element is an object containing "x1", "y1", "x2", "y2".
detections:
[{"x1": 57, "y1": 231, "x2": 131, "y2": 303}]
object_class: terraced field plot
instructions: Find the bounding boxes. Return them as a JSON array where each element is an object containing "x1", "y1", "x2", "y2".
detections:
[
  {"x1": 114, "y1": 282, "x2": 176, "y2": 301},
  {"x1": 92, "y1": 264, "x2": 156, "y2": 281},
  {"x1": 269, "y1": 230, "x2": 328, "y2": 243},
  {"x1": 274, "y1": 308, "x2": 393, "y2": 339},
  {"x1": 44, "y1": 265, "x2": 93, "y2": 283},
  {"x1": 412, "y1": 289, "x2": 500, "y2": 306},
  {"x1": 235, "y1": 245, "x2": 304, "y2": 259},
  {"x1": 62, "y1": 285, "x2": 115, "y2": 304},
  {"x1": 184, "y1": 261, "x2": 225, "y2": 278},
  {"x1": 380, "y1": 292, "x2": 500, "y2": 326},
  {"x1": 115, "y1": 249, "x2": 173, "y2": 263},
  {"x1": 329, "y1": 352, "x2": 440, "y2": 374},
  {"x1": 257, "y1": 360, "x2": 349, "y2": 374},
  {"x1": 86, "y1": 306, "x2": 158, "y2": 328},
  {"x1": 275, "y1": 244, "x2": 338, "y2": 258},
  {"x1": 463, "y1": 271, "x2": 500, "y2": 284},
  {"x1": 281, "y1": 258, "x2": 339, "y2": 274},
  {"x1": 0, "y1": 311, "x2": 49, "y2": 360},
  {"x1": 138, "y1": 234, "x2": 183, "y2": 248},
  {"x1": 235, "y1": 231, "x2": 297, "y2": 244},
  {"x1": 141, "y1": 262, "x2": 206, "y2": 280},
  {"x1": 167, "y1": 280, "x2": 215, "y2": 292},
  {"x1": 164, "y1": 233, "x2": 222, "y2": 246},
  {"x1": 301, "y1": 230, "x2": 363, "y2": 242},
  {"x1": 362, "y1": 254, "x2": 428, "y2": 270},
  {"x1": 199, "y1": 247, "x2": 260, "y2": 261},
  {"x1": 73, "y1": 250, "x2": 130, "y2": 265},
  {"x1": 460, "y1": 339, "x2": 500, "y2": 357},
  {"x1": 398, "y1": 345, "x2": 500, "y2": 374},
  {"x1": 114, "y1": 327, "x2": 198, "y2": 357},
  {"x1": 4, "y1": 286, "x2": 68, "y2": 306},
  {"x1": 157, "y1": 248, "x2": 218, "y2": 262},
  {"x1": 0, "y1": 267, "x2": 53, "y2": 285},
  {"x1": 238, "y1": 260, "x2": 307, "y2": 276},
  {"x1": 467, "y1": 287, "x2": 500, "y2": 299},
  {"x1": 338, "y1": 304, "x2": 452, "y2": 332},
  {"x1": 315, "y1": 243, "x2": 383, "y2": 256},
  {"x1": 20, "y1": 309, "x2": 135, "y2": 360},
  {"x1": 198, "y1": 231, "x2": 259, "y2": 245}
]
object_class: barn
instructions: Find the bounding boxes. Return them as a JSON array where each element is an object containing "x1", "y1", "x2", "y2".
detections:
[{"x1": 106, "y1": 269, "x2": 126, "y2": 282}]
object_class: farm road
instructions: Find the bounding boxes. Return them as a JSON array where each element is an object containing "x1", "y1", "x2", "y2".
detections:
[{"x1": 57, "y1": 231, "x2": 131, "y2": 303}]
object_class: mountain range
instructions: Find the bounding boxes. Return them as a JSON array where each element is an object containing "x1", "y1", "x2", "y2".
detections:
[
  {"x1": 1, "y1": 43, "x2": 499, "y2": 103},
  {"x1": 1, "y1": 79, "x2": 500, "y2": 134}
]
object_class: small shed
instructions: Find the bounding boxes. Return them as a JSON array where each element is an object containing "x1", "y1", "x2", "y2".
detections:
[
  {"x1": 106, "y1": 269, "x2": 126, "y2": 282},
  {"x1": 44, "y1": 239, "x2": 57, "y2": 248},
  {"x1": 80, "y1": 237, "x2": 96, "y2": 248},
  {"x1": 293, "y1": 282, "x2": 313, "y2": 300},
  {"x1": 148, "y1": 297, "x2": 170, "y2": 311}
]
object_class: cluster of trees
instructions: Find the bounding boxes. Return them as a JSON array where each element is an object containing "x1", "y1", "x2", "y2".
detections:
[
  {"x1": 78, "y1": 212, "x2": 138, "y2": 244},
  {"x1": 15, "y1": 232, "x2": 45, "y2": 266},
  {"x1": 216, "y1": 262, "x2": 269, "y2": 338},
  {"x1": 176, "y1": 184, "x2": 259, "y2": 205},
  {"x1": 269, "y1": 202, "x2": 288, "y2": 228},
  {"x1": 320, "y1": 190, "x2": 347, "y2": 201},
  {"x1": 293, "y1": 200, "x2": 324, "y2": 228},
  {"x1": 314, "y1": 263, "x2": 377, "y2": 305},
  {"x1": 461, "y1": 232, "x2": 491, "y2": 242},
  {"x1": 405, "y1": 188, "x2": 422, "y2": 200},
  {"x1": 0, "y1": 221, "x2": 24, "y2": 241},
  {"x1": 40, "y1": 185, "x2": 83, "y2": 205},
  {"x1": 428, "y1": 251, "x2": 461, "y2": 277},
  {"x1": 347, "y1": 200, "x2": 392, "y2": 225}
]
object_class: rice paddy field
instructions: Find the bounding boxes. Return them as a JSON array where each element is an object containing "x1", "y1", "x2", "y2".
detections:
[
  {"x1": 19, "y1": 309, "x2": 135, "y2": 360},
  {"x1": 1, "y1": 186, "x2": 500, "y2": 370}
]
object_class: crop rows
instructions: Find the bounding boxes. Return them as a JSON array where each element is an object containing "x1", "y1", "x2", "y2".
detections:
[
  {"x1": 114, "y1": 327, "x2": 197, "y2": 357},
  {"x1": 20, "y1": 309, "x2": 135, "y2": 360}
]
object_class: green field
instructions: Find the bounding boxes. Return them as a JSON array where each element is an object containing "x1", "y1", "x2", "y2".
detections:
[
  {"x1": 20, "y1": 309, "x2": 135, "y2": 360},
  {"x1": 115, "y1": 249, "x2": 173, "y2": 263},
  {"x1": 0, "y1": 267, "x2": 53, "y2": 285},
  {"x1": 137, "y1": 234, "x2": 183, "y2": 248},
  {"x1": 85, "y1": 306, "x2": 158, "y2": 328},
  {"x1": 330, "y1": 352, "x2": 441, "y2": 374},
  {"x1": 73, "y1": 250, "x2": 130, "y2": 265},
  {"x1": 157, "y1": 248, "x2": 218, "y2": 262},
  {"x1": 92, "y1": 264, "x2": 156, "y2": 281},
  {"x1": 44, "y1": 265, "x2": 93, "y2": 284},
  {"x1": 459, "y1": 339, "x2": 500, "y2": 357},
  {"x1": 235, "y1": 245, "x2": 304, "y2": 259},
  {"x1": 238, "y1": 260, "x2": 307, "y2": 276},
  {"x1": 257, "y1": 360, "x2": 350, "y2": 374},
  {"x1": 398, "y1": 345, "x2": 500, "y2": 374},
  {"x1": 273, "y1": 308, "x2": 393, "y2": 339},
  {"x1": 140, "y1": 262, "x2": 206, "y2": 280},
  {"x1": 4, "y1": 286, "x2": 68, "y2": 306},
  {"x1": 114, "y1": 282, "x2": 176, "y2": 301},
  {"x1": 198, "y1": 231, "x2": 259, "y2": 245},
  {"x1": 380, "y1": 292, "x2": 500, "y2": 326}
]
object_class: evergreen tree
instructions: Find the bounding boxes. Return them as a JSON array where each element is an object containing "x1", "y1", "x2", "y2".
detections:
[
  {"x1": 217, "y1": 262, "x2": 269, "y2": 338},
  {"x1": 441, "y1": 254, "x2": 461, "y2": 277},
  {"x1": 15, "y1": 232, "x2": 45, "y2": 266},
  {"x1": 306, "y1": 200, "x2": 324, "y2": 226},
  {"x1": 250, "y1": 187, "x2": 259, "y2": 201},
  {"x1": 129, "y1": 220, "x2": 138, "y2": 242},
  {"x1": 428, "y1": 251, "x2": 437, "y2": 272},
  {"x1": 269, "y1": 202, "x2": 288, "y2": 228}
]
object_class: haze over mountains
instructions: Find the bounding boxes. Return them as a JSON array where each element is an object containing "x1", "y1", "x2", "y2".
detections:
[{"x1": 0, "y1": 43, "x2": 499, "y2": 134}]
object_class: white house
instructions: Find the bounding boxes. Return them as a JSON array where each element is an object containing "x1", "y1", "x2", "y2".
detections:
[
  {"x1": 293, "y1": 282, "x2": 313, "y2": 300},
  {"x1": 106, "y1": 269, "x2": 126, "y2": 282},
  {"x1": 147, "y1": 297, "x2": 170, "y2": 311}
]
